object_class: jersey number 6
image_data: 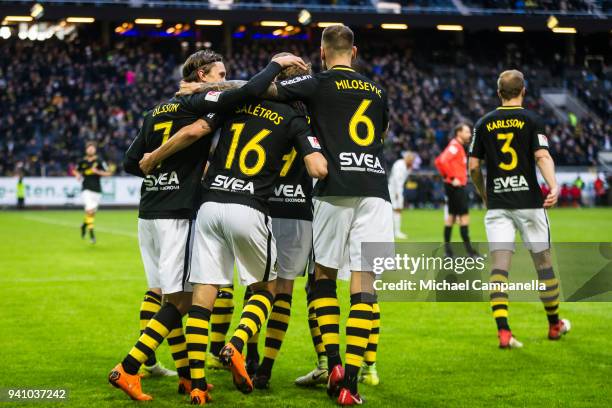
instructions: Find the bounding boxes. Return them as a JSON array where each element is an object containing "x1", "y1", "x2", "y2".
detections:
[
  {"x1": 225, "y1": 123, "x2": 271, "y2": 176},
  {"x1": 349, "y1": 99, "x2": 375, "y2": 147}
]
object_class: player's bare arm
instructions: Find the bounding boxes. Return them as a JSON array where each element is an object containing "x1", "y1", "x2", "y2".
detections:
[
  {"x1": 534, "y1": 149, "x2": 558, "y2": 208},
  {"x1": 176, "y1": 54, "x2": 306, "y2": 96},
  {"x1": 176, "y1": 79, "x2": 246, "y2": 96},
  {"x1": 139, "y1": 119, "x2": 212, "y2": 175},
  {"x1": 303, "y1": 152, "x2": 328, "y2": 179},
  {"x1": 468, "y1": 157, "x2": 487, "y2": 207}
]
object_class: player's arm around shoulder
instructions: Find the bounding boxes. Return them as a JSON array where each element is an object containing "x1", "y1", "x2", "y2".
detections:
[{"x1": 139, "y1": 118, "x2": 214, "y2": 175}]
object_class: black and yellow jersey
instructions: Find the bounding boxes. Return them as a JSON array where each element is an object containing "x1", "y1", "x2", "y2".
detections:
[
  {"x1": 470, "y1": 106, "x2": 549, "y2": 209},
  {"x1": 78, "y1": 157, "x2": 108, "y2": 193},
  {"x1": 269, "y1": 145, "x2": 314, "y2": 221},
  {"x1": 202, "y1": 99, "x2": 320, "y2": 215},
  {"x1": 124, "y1": 96, "x2": 220, "y2": 219},
  {"x1": 274, "y1": 65, "x2": 390, "y2": 201}
]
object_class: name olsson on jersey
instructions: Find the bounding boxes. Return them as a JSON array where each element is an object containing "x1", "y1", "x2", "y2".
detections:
[
  {"x1": 340, "y1": 152, "x2": 385, "y2": 174},
  {"x1": 144, "y1": 171, "x2": 180, "y2": 191}
]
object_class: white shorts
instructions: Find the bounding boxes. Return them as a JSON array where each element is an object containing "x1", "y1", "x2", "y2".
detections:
[
  {"x1": 190, "y1": 202, "x2": 277, "y2": 287},
  {"x1": 272, "y1": 218, "x2": 312, "y2": 280},
  {"x1": 138, "y1": 218, "x2": 194, "y2": 294},
  {"x1": 485, "y1": 208, "x2": 551, "y2": 253},
  {"x1": 313, "y1": 196, "x2": 394, "y2": 273},
  {"x1": 389, "y1": 186, "x2": 404, "y2": 210},
  {"x1": 82, "y1": 190, "x2": 101, "y2": 212}
]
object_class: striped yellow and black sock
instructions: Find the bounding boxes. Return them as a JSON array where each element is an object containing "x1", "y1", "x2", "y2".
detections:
[
  {"x1": 209, "y1": 286, "x2": 234, "y2": 357},
  {"x1": 344, "y1": 293, "x2": 375, "y2": 394},
  {"x1": 537, "y1": 267, "x2": 560, "y2": 324},
  {"x1": 307, "y1": 295, "x2": 326, "y2": 359},
  {"x1": 139, "y1": 291, "x2": 162, "y2": 367},
  {"x1": 364, "y1": 301, "x2": 380, "y2": 366},
  {"x1": 186, "y1": 305, "x2": 211, "y2": 391},
  {"x1": 258, "y1": 293, "x2": 292, "y2": 376},
  {"x1": 243, "y1": 288, "x2": 261, "y2": 361},
  {"x1": 229, "y1": 290, "x2": 273, "y2": 354},
  {"x1": 84, "y1": 214, "x2": 95, "y2": 230},
  {"x1": 490, "y1": 269, "x2": 510, "y2": 330},
  {"x1": 167, "y1": 318, "x2": 189, "y2": 378},
  {"x1": 313, "y1": 279, "x2": 341, "y2": 371},
  {"x1": 122, "y1": 302, "x2": 182, "y2": 375}
]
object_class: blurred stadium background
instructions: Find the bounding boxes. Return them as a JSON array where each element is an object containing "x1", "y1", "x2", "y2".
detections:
[
  {"x1": 1, "y1": 2, "x2": 611, "y2": 407},
  {"x1": 0, "y1": 0, "x2": 610, "y2": 209}
]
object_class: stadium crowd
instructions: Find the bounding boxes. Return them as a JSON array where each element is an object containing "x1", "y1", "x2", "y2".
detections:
[{"x1": 0, "y1": 38, "x2": 609, "y2": 178}]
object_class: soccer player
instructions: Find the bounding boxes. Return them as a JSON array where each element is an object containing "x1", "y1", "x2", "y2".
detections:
[
  {"x1": 250, "y1": 60, "x2": 316, "y2": 390},
  {"x1": 108, "y1": 51, "x2": 305, "y2": 401},
  {"x1": 435, "y1": 123, "x2": 478, "y2": 258},
  {"x1": 75, "y1": 142, "x2": 112, "y2": 244},
  {"x1": 388, "y1": 151, "x2": 415, "y2": 239},
  {"x1": 469, "y1": 69, "x2": 570, "y2": 349},
  {"x1": 260, "y1": 26, "x2": 390, "y2": 405}
]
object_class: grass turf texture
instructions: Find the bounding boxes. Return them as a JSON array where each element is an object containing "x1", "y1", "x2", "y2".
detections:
[{"x1": 1, "y1": 208, "x2": 611, "y2": 407}]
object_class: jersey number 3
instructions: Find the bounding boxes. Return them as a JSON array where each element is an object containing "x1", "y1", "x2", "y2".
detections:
[
  {"x1": 497, "y1": 132, "x2": 518, "y2": 171},
  {"x1": 225, "y1": 123, "x2": 271, "y2": 176}
]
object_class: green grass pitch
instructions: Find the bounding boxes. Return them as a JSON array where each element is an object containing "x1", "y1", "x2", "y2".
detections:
[{"x1": 1, "y1": 208, "x2": 611, "y2": 407}]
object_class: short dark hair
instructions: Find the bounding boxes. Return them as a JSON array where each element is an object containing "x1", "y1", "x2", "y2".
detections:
[
  {"x1": 272, "y1": 52, "x2": 311, "y2": 81},
  {"x1": 497, "y1": 70, "x2": 525, "y2": 100},
  {"x1": 453, "y1": 123, "x2": 469, "y2": 136},
  {"x1": 182, "y1": 50, "x2": 223, "y2": 82},
  {"x1": 85, "y1": 141, "x2": 96, "y2": 149},
  {"x1": 321, "y1": 25, "x2": 354, "y2": 56}
]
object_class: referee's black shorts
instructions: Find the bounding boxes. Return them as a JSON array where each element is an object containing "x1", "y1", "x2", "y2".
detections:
[{"x1": 444, "y1": 183, "x2": 469, "y2": 216}]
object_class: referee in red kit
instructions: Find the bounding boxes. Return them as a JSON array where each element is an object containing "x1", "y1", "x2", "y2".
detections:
[{"x1": 435, "y1": 123, "x2": 478, "y2": 258}]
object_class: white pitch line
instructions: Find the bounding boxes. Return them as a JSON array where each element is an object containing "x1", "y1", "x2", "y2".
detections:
[
  {"x1": 0, "y1": 276, "x2": 142, "y2": 283},
  {"x1": 22, "y1": 215, "x2": 138, "y2": 238}
]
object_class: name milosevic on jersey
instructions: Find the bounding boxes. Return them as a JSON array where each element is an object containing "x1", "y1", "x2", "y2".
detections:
[
  {"x1": 202, "y1": 98, "x2": 320, "y2": 215},
  {"x1": 274, "y1": 65, "x2": 390, "y2": 201},
  {"x1": 124, "y1": 96, "x2": 220, "y2": 219},
  {"x1": 470, "y1": 106, "x2": 549, "y2": 209},
  {"x1": 78, "y1": 157, "x2": 109, "y2": 193}
]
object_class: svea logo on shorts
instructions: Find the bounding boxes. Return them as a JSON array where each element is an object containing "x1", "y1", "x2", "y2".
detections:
[{"x1": 211, "y1": 175, "x2": 254, "y2": 194}]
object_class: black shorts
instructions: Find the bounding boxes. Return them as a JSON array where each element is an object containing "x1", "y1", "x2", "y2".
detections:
[{"x1": 444, "y1": 184, "x2": 469, "y2": 216}]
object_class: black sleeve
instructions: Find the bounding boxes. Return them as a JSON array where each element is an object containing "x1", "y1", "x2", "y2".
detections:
[
  {"x1": 381, "y1": 90, "x2": 390, "y2": 132},
  {"x1": 531, "y1": 114, "x2": 549, "y2": 152},
  {"x1": 186, "y1": 62, "x2": 283, "y2": 115},
  {"x1": 275, "y1": 74, "x2": 319, "y2": 102},
  {"x1": 469, "y1": 119, "x2": 485, "y2": 159},
  {"x1": 123, "y1": 117, "x2": 149, "y2": 178},
  {"x1": 288, "y1": 115, "x2": 321, "y2": 158}
]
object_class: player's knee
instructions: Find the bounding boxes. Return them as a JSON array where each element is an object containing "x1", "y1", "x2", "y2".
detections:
[
  {"x1": 315, "y1": 263, "x2": 338, "y2": 280},
  {"x1": 191, "y1": 283, "x2": 219, "y2": 310},
  {"x1": 274, "y1": 277, "x2": 294, "y2": 295}
]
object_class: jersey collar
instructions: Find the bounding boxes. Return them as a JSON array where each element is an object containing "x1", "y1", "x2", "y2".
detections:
[
  {"x1": 330, "y1": 65, "x2": 355, "y2": 72},
  {"x1": 497, "y1": 106, "x2": 524, "y2": 110}
]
